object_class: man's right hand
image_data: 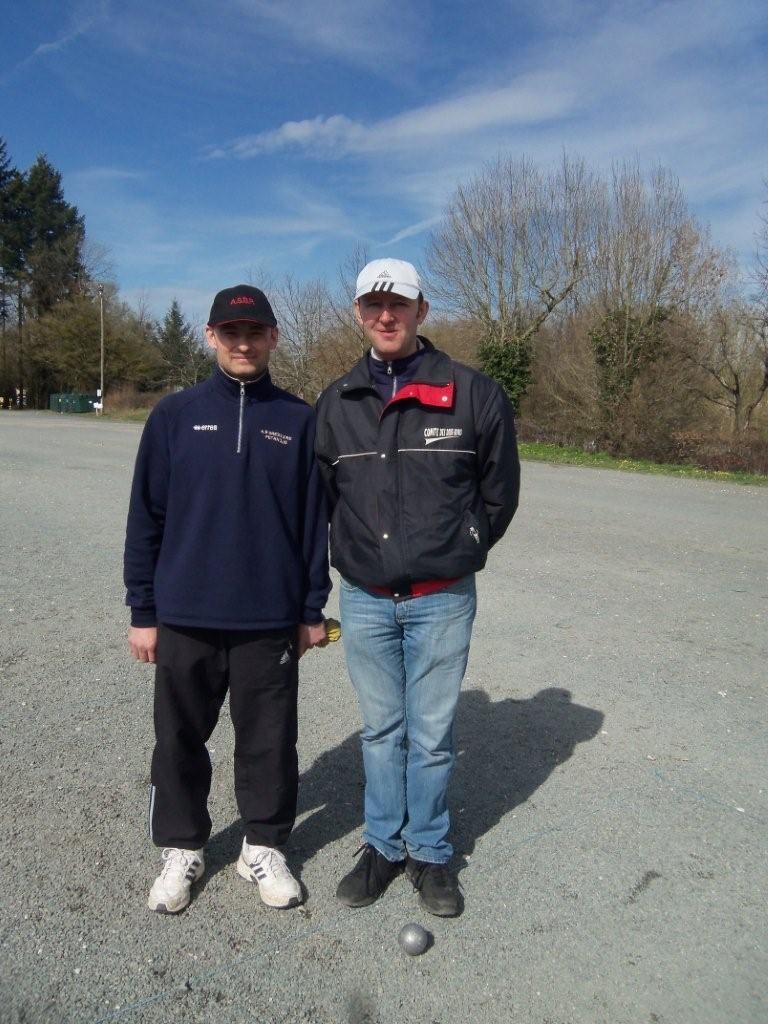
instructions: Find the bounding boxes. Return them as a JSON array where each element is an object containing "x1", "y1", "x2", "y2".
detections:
[{"x1": 128, "y1": 626, "x2": 158, "y2": 663}]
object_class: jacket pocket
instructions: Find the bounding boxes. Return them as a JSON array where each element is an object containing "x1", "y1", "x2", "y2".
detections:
[{"x1": 462, "y1": 508, "x2": 489, "y2": 553}]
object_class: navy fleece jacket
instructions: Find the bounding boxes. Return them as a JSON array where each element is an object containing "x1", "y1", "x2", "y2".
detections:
[{"x1": 124, "y1": 367, "x2": 330, "y2": 630}]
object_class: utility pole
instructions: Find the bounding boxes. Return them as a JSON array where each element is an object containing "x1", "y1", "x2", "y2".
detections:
[
  {"x1": 97, "y1": 283, "x2": 104, "y2": 416},
  {"x1": 17, "y1": 281, "x2": 24, "y2": 409}
]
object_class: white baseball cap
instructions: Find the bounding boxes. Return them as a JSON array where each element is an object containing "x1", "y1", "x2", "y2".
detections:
[{"x1": 355, "y1": 258, "x2": 423, "y2": 302}]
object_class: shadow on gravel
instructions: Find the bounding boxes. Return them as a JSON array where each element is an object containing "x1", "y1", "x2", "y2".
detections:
[
  {"x1": 291, "y1": 730, "x2": 366, "y2": 869},
  {"x1": 452, "y1": 687, "x2": 604, "y2": 857},
  {"x1": 203, "y1": 731, "x2": 366, "y2": 882},
  {"x1": 204, "y1": 686, "x2": 603, "y2": 880}
]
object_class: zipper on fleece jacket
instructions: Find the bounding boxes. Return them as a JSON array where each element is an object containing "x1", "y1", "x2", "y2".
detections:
[{"x1": 237, "y1": 382, "x2": 245, "y2": 453}]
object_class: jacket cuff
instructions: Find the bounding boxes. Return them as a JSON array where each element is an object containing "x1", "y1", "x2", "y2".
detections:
[
  {"x1": 130, "y1": 607, "x2": 158, "y2": 628},
  {"x1": 300, "y1": 607, "x2": 324, "y2": 626}
]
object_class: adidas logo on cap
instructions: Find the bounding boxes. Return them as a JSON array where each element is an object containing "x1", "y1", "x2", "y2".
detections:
[{"x1": 355, "y1": 258, "x2": 423, "y2": 301}]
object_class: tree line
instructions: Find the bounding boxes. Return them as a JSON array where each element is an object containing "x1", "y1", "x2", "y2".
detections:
[
  {"x1": 0, "y1": 138, "x2": 211, "y2": 409},
  {"x1": 2, "y1": 137, "x2": 766, "y2": 471},
  {"x1": 267, "y1": 157, "x2": 768, "y2": 470},
  {"x1": 425, "y1": 155, "x2": 768, "y2": 451},
  {"x1": 271, "y1": 159, "x2": 767, "y2": 471}
]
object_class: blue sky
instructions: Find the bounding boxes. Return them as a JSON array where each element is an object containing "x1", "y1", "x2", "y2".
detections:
[{"x1": 2, "y1": 0, "x2": 766, "y2": 327}]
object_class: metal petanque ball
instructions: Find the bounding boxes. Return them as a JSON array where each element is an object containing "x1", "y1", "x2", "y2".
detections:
[{"x1": 397, "y1": 922, "x2": 430, "y2": 956}]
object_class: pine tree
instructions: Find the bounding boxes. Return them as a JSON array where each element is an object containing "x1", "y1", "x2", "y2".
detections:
[
  {"x1": 0, "y1": 138, "x2": 24, "y2": 404},
  {"x1": 0, "y1": 138, "x2": 19, "y2": 271},
  {"x1": 0, "y1": 145, "x2": 87, "y2": 404},
  {"x1": 156, "y1": 300, "x2": 210, "y2": 389},
  {"x1": 0, "y1": 140, "x2": 15, "y2": 400},
  {"x1": 22, "y1": 155, "x2": 85, "y2": 316}
]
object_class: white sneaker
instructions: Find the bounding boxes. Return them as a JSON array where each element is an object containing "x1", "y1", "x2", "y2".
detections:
[
  {"x1": 236, "y1": 840, "x2": 302, "y2": 908},
  {"x1": 147, "y1": 847, "x2": 205, "y2": 914}
]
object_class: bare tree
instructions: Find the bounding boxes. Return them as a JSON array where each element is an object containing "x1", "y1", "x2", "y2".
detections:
[
  {"x1": 660, "y1": 181, "x2": 768, "y2": 438},
  {"x1": 753, "y1": 179, "x2": 768, "y2": 361},
  {"x1": 80, "y1": 239, "x2": 115, "y2": 290},
  {"x1": 755, "y1": 180, "x2": 768, "y2": 298},
  {"x1": 680, "y1": 301, "x2": 768, "y2": 434},
  {"x1": 329, "y1": 242, "x2": 369, "y2": 349},
  {"x1": 270, "y1": 276, "x2": 361, "y2": 400},
  {"x1": 314, "y1": 244, "x2": 373, "y2": 389},
  {"x1": 586, "y1": 162, "x2": 728, "y2": 432},
  {"x1": 269, "y1": 276, "x2": 327, "y2": 399},
  {"x1": 525, "y1": 312, "x2": 602, "y2": 442},
  {"x1": 426, "y1": 316, "x2": 484, "y2": 368},
  {"x1": 336, "y1": 243, "x2": 370, "y2": 308},
  {"x1": 426, "y1": 152, "x2": 599, "y2": 406},
  {"x1": 589, "y1": 162, "x2": 725, "y2": 315}
]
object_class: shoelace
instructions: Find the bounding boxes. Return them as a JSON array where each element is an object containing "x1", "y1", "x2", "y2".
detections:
[
  {"x1": 350, "y1": 843, "x2": 397, "y2": 886},
  {"x1": 247, "y1": 847, "x2": 290, "y2": 878},
  {"x1": 160, "y1": 848, "x2": 198, "y2": 880},
  {"x1": 409, "y1": 861, "x2": 451, "y2": 891}
]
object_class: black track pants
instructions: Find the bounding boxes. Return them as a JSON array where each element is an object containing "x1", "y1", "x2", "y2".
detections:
[{"x1": 149, "y1": 623, "x2": 298, "y2": 850}]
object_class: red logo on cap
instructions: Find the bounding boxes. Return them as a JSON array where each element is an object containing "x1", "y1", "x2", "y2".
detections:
[{"x1": 230, "y1": 296, "x2": 255, "y2": 305}]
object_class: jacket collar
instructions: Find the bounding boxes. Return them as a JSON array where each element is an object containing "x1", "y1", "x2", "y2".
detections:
[
  {"x1": 339, "y1": 337, "x2": 453, "y2": 395},
  {"x1": 211, "y1": 365, "x2": 274, "y2": 399}
]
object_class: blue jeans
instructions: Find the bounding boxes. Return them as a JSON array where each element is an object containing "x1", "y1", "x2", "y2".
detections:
[{"x1": 339, "y1": 576, "x2": 477, "y2": 864}]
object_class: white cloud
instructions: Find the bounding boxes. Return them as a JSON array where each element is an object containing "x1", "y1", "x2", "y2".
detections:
[
  {"x1": 209, "y1": 70, "x2": 578, "y2": 160},
  {"x1": 68, "y1": 166, "x2": 147, "y2": 186},
  {"x1": 217, "y1": 184, "x2": 357, "y2": 240},
  {"x1": 2, "y1": 3, "x2": 106, "y2": 79},
  {"x1": 294, "y1": 0, "x2": 766, "y2": 264},
  {"x1": 32, "y1": 30, "x2": 84, "y2": 57},
  {"x1": 378, "y1": 218, "x2": 443, "y2": 247},
  {"x1": 38, "y1": 0, "x2": 766, "y2": 301},
  {"x1": 234, "y1": 0, "x2": 423, "y2": 67},
  {"x1": 218, "y1": 210, "x2": 353, "y2": 238},
  {"x1": 207, "y1": 115, "x2": 365, "y2": 160},
  {"x1": 380, "y1": 71, "x2": 577, "y2": 145}
]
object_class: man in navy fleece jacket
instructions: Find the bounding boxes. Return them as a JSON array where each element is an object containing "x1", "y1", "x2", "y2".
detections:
[{"x1": 124, "y1": 284, "x2": 330, "y2": 915}]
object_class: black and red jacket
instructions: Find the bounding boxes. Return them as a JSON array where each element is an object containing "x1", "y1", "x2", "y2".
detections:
[{"x1": 314, "y1": 337, "x2": 520, "y2": 592}]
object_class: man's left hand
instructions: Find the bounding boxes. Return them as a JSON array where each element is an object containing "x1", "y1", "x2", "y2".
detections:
[{"x1": 297, "y1": 622, "x2": 329, "y2": 658}]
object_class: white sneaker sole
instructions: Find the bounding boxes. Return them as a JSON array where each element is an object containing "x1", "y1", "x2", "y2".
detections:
[
  {"x1": 147, "y1": 861, "x2": 204, "y2": 915},
  {"x1": 236, "y1": 855, "x2": 303, "y2": 909},
  {"x1": 147, "y1": 889, "x2": 191, "y2": 914}
]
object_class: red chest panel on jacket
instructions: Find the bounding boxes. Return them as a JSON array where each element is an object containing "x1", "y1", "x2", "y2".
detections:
[{"x1": 383, "y1": 382, "x2": 455, "y2": 413}]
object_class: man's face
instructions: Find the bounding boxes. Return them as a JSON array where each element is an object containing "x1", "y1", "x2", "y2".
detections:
[
  {"x1": 354, "y1": 292, "x2": 428, "y2": 360},
  {"x1": 205, "y1": 321, "x2": 278, "y2": 379}
]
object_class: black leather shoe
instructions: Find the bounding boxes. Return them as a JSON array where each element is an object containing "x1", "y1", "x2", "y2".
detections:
[
  {"x1": 336, "y1": 844, "x2": 404, "y2": 908},
  {"x1": 405, "y1": 858, "x2": 461, "y2": 917}
]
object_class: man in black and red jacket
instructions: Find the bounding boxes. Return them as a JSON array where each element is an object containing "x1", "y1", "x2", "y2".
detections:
[
  {"x1": 315, "y1": 259, "x2": 520, "y2": 916},
  {"x1": 125, "y1": 285, "x2": 329, "y2": 915}
]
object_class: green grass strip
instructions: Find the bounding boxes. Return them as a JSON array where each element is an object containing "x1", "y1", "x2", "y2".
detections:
[
  {"x1": 102, "y1": 409, "x2": 152, "y2": 422},
  {"x1": 518, "y1": 442, "x2": 768, "y2": 486},
  {"x1": 98, "y1": 413, "x2": 767, "y2": 485}
]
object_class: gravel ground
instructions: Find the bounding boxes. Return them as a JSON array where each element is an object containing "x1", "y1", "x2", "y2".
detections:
[{"x1": 0, "y1": 410, "x2": 765, "y2": 1024}]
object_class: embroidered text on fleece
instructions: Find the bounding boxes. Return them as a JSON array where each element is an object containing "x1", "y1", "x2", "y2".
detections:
[{"x1": 124, "y1": 367, "x2": 330, "y2": 630}]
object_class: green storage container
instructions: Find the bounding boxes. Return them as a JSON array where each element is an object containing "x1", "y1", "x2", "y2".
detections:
[{"x1": 50, "y1": 393, "x2": 97, "y2": 413}]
